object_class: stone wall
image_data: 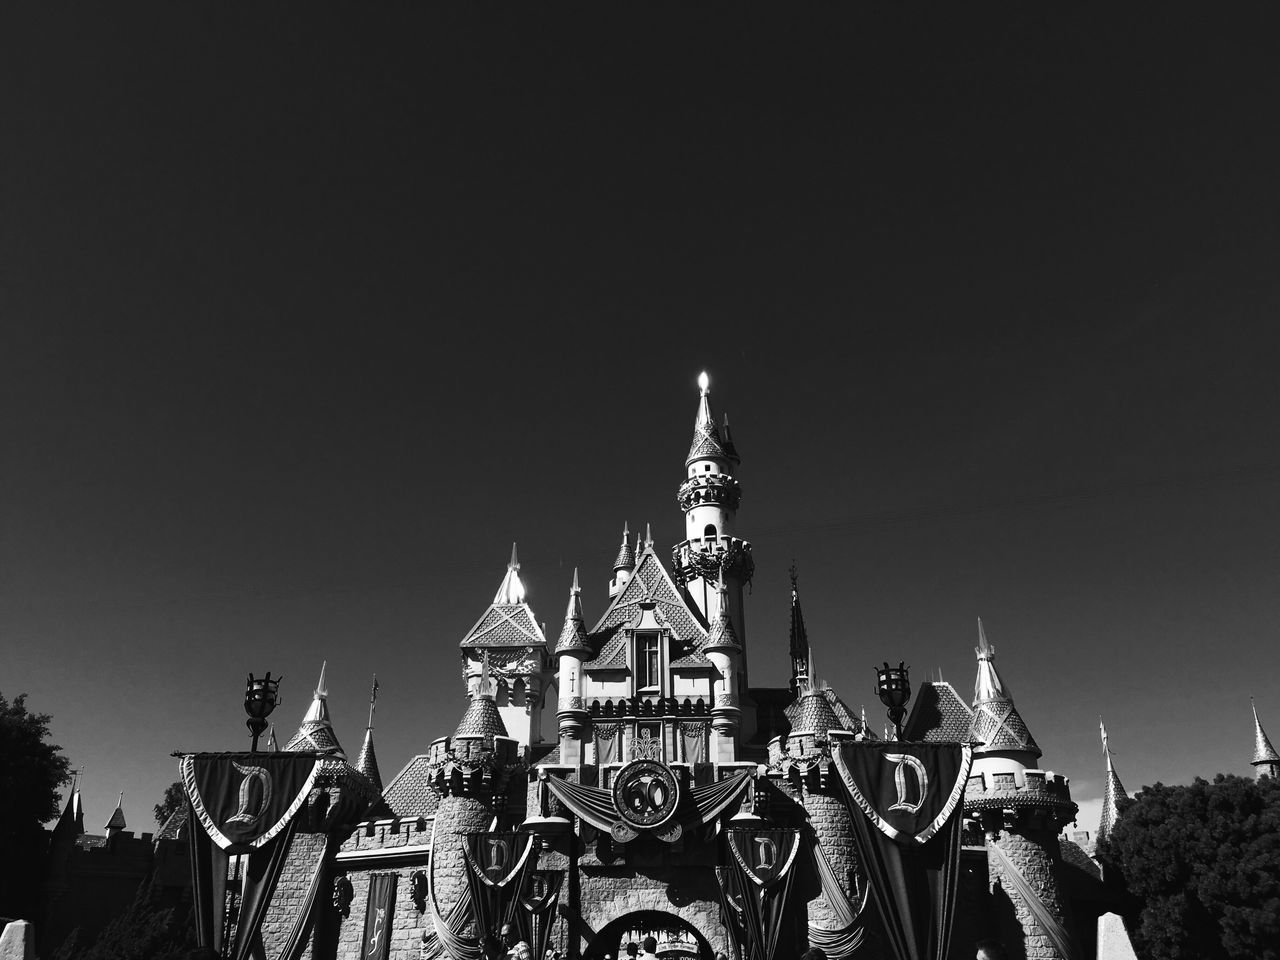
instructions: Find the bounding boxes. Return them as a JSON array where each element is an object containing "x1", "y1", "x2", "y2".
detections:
[
  {"x1": 261, "y1": 831, "x2": 331, "y2": 959},
  {"x1": 987, "y1": 828, "x2": 1071, "y2": 960},
  {"x1": 574, "y1": 864, "x2": 727, "y2": 957},
  {"x1": 330, "y1": 818, "x2": 434, "y2": 960},
  {"x1": 801, "y1": 788, "x2": 857, "y2": 928},
  {"x1": 431, "y1": 795, "x2": 497, "y2": 934}
]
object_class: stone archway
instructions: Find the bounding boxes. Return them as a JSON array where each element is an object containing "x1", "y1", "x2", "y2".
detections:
[{"x1": 585, "y1": 912, "x2": 714, "y2": 960}]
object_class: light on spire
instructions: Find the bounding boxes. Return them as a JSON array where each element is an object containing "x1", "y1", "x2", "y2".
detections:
[{"x1": 698, "y1": 371, "x2": 710, "y2": 395}]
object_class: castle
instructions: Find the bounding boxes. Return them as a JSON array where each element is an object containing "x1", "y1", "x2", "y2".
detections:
[{"x1": 190, "y1": 375, "x2": 1123, "y2": 960}]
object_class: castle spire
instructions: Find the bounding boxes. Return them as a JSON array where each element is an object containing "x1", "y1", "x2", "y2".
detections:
[
  {"x1": 266, "y1": 723, "x2": 278, "y2": 752},
  {"x1": 285, "y1": 661, "x2": 347, "y2": 758},
  {"x1": 555, "y1": 568, "x2": 591, "y2": 657},
  {"x1": 1097, "y1": 717, "x2": 1128, "y2": 842},
  {"x1": 686, "y1": 371, "x2": 728, "y2": 465},
  {"x1": 789, "y1": 563, "x2": 810, "y2": 691},
  {"x1": 356, "y1": 676, "x2": 382, "y2": 791},
  {"x1": 612, "y1": 523, "x2": 635, "y2": 572},
  {"x1": 1251, "y1": 699, "x2": 1280, "y2": 779},
  {"x1": 493, "y1": 542, "x2": 526, "y2": 604},
  {"x1": 104, "y1": 791, "x2": 127, "y2": 837},
  {"x1": 704, "y1": 568, "x2": 741, "y2": 653},
  {"x1": 968, "y1": 619, "x2": 1040, "y2": 758}
]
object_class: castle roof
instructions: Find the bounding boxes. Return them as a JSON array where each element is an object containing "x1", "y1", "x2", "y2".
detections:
[
  {"x1": 356, "y1": 727, "x2": 382, "y2": 792},
  {"x1": 155, "y1": 805, "x2": 188, "y2": 841},
  {"x1": 459, "y1": 545, "x2": 547, "y2": 649},
  {"x1": 104, "y1": 793, "x2": 126, "y2": 831},
  {"x1": 703, "y1": 573, "x2": 741, "y2": 653},
  {"x1": 1252, "y1": 699, "x2": 1280, "y2": 765},
  {"x1": 968, "y1": 620, "x2": 1041, "y2": 758},
  {"x1": 613, "y1": 524, "x2": 635, "y2": 572},
  {"x1": 786, "y1": 687, "x2": 847, "y2": 735},
  {"x1": 554, "y1": 569, "x2": 592, "y2": 657},
  {"x1": 381, "y1": 755, "x2": 441, "y2": 819},
  {"x1": 453, "y1": 694, "x2": 508, "y2": 739},
  {"x1": 686, "y1": 373, "x2": 729, "y2": 465},
  {"x1": 903, "y1": 681, "x2": 975, "y2": 743},
  {"x1": 788, "y1": 573, "x2": 808, "y2": 672},
  {"x1": 285, "y1": 662, "x2": 348, "y2": 759},
  {"x1": 585, "y1": 546, "x2": 710, "y2": 668},
  {"x1": 1098, "y1": 719, "x2": 1128, "y2": 843}
]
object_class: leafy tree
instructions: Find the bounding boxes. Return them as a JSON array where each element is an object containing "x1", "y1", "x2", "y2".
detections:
[
  {"x1": 153, "y1": 781, "x2": 185, "y2": 828},
  {"x1": 0, "y1": 691, "x2": 72, "y2": 918},
  {"x1": 1097, "y1": 773, "x2": 1280, "y2": 960},
  {"x1": 52, "y1": 879, "x2": 196, "y2": 960}
]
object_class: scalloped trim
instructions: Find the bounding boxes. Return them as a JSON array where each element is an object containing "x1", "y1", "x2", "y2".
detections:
[{"x1": 180, "y1": 754, "x2": 320, "y2": 851}]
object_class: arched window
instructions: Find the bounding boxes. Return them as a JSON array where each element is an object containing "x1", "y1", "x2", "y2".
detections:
[{"x1": 703, "y1": 523, "x2": 718, "y2": 540}]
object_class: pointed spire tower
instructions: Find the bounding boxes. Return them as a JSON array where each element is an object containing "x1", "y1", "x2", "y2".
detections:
[
  {"x1": 968, "y1": 618, "x2": 1040, "y2": 760},
  {"x1": 266, "y1": 724, "x2": 279, "y2": 752},
  {"x1": 285, "y1": 661, "x2": 347, "y2": 758},
  {"x1": 555, "y1": 568, "x2": 592, "y2": 765},
  {"x1": 1251, "y1": 699, "x2": 1280, "y2": 780},
  {"x1": 1097, "y1": 718, "x2": 1129, "y2": 843},
  {"x1": 609, "y1": 523, "x2": 636, "y2": 598},
  {"x1": 104, "y1": 791, "x2": 127, "y2": 839},
  {"x1": 356, "y1": 676, "x2": 383, "y2": 791},
  {"x1": 788, "y1": 564, "x2": 810, "y2": 692},
  {"x1": 673, "y1": 372, "x2": 753, "y2": 679},
  {"x1": 457, "y1": 544, "x2": 549, "y2": 749}
]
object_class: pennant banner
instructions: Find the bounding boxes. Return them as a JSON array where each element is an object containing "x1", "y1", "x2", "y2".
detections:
[
  {"x1": 360, "y1": 873, "x2": 397, "y2": 960},
  {"x1": 832, "y1": 742, "x2": 972, "y2": 960},
  {"x1": 181, "y1": 752, "x2": 320, "y2": 850},
  {"x1": 724, "y1": 827, "x2": 802, "y2": 960},
  {"x1": 462, "y1": 832, "x2": 538, "y2": 944},
  {"x1": 516, "y1": 870, "x2": 563, "y2": 960}
]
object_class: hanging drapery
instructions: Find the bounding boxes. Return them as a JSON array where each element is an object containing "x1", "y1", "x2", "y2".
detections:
[
  {"x1": 462, "y1": 832, "x2": 539, "y2": 946},
  {"x1": 359, "y1": 873, "x2": 398, "y2": 960},
  {"x1": 421, "y1": 811, "x2": 481, "y2": 960},
  {"x1": 804, "y1": 833, "x2": 869, "y2": 960},
  {"x1": 724, "y1": 828, "x2": 802, "y2": 960},
  {"x1": 832, "y1": 742, "x2": 972, "y2": 960},
  {"x1": 544, "y1": 769, "x2": 751, "y2": 836},
  {"x1": 275, "y1": 833, "x2": 343, "y2": 960},
  {"x1": 681, "y1": 721, "x2": 707, "y2": 764},
  {"x1": 988, "y1": 843, "x2": 1077, "y2": 960},
  {"x1": 715, "y1": 866, "x2": 750, "y2": 960},
  {"x1": 180, "y1": 753, "x2": 322, "y2": 959},
  {"x1": 515, "y1": 870, "x2": 563, "y2": 960},
  {"x1": 594, "y1": 722, "x2": 620, "y2": 765}
]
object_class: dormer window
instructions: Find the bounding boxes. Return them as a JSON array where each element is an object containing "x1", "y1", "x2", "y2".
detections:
[{"x1": 637, "y1": 632, "x2": 661, "y2": 691}]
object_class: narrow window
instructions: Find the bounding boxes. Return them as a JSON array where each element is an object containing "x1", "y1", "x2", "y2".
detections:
[{"x1": 637, "y1": 633, "x2": 660, "y2": 690}]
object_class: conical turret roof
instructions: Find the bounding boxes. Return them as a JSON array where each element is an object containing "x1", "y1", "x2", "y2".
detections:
[
  {"x1": 105, "y1": 792, "x2": 126, "y2": 831},
  {"x1": 459, "y1": 545, "x2": 547, "y2": 649},
  {"x1": 967, "y1": 619, "x2": 1041, "y2": 758},
  {"x1": 1252, "y1": 699, "x2": 1280, "y2": 766},
  {"x1": 613, "y1": 524, "x2": 636, "y2": 572},
  {"x1": 356, "y1": 676, "x2": 382, "y2": 790},
  {"x1": 789, "y1": 567, "x2": 809, "y2": 682},
  {"x1": 554, "y1": 569, "x2": 592, "y2": 657},
  {"x1": 703, "y1": 571, "x2": 741, "y2": 652},
  {"x1": 453, "y1": 694, "x2": 508, "y2": 739},
  {"x1": 788, "y1": 686, "x2": 843, "y2": 736},
  {"x1": 686, "y1": 372, "x2": 728, "y2": 465},
  {"x1": 285, "y1": 661, "x2": 347, "y2": 758},
  {"x1": 1098, "y1": 718, "x2": 1128, "y2": 843}
]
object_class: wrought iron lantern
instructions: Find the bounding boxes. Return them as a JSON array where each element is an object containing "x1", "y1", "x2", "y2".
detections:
[
  {"x1": 244, "y1": 672, "x2": 281, "y2": 752},
  {"x1": 875, "y1": 661, "x2": 911, "y2": 740}
]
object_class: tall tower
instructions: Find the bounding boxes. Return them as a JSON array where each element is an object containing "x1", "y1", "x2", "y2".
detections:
[
  {"x1": 788, "y1": 565, "x2": 810, "y2": 691},
  {"x1": 1097, "y1": 718, "x2": 1128, "y2": 844},
  {"x1": 1251, "y1": 699, "x2": 1280, "y2": 780},
  {"x1": 671, "y1": 372, "x2": 754, "y2": 683},
  {"x1": 963, "y1": 620, "x2": 1077, "y2": 960}
]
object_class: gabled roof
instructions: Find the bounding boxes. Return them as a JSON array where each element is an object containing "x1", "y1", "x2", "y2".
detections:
[
  {"x1": 459, "y1": 546, "x2": 547, "y2": 649},
  {"x1": 903, "y1": 681, "x2": 975, "y2": 743},
  {"x1": 381, "y1": 755, "x2": 441, "y2": 819},
  {"x1": 585, "y1": 547, "x2": 710, "y2": 668}
]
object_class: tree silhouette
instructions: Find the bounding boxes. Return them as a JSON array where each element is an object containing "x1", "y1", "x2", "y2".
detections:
[
  {"x1": 0, "y1": 691, "x2": 72, "y2": 918},
  {"x1": 153, "y1": 781, "x2": 185, "y2": 828},
  {"x1": 1097, "y1": 774, "x2": 1280, "y2": 960}
]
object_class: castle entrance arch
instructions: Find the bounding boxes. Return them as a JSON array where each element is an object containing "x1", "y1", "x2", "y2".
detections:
[{"x1": 585, "y1": 912, "x2": 714, "y2": 960}]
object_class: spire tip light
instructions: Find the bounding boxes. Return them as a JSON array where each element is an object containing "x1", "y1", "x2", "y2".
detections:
[{"x1": 697, "y1": 371, "x2": 710, "y2": 395}]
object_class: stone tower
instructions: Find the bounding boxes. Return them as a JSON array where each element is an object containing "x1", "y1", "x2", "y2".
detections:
[
  {"x1": 458, "y1": 545, "x2": 551, "y2": 748},
  {"x1": 671, "y1": 372, "x2": 753, "y2": 674},
  {"x1": 1251, "y1": 699, "x2": 1280, "y2": 780},
  {"x1": 963, "y1": 620, "x2": 1078, "y2": 960},
  {"x1": 554, "y1": 568, "x2": 591, "y2": 767}
]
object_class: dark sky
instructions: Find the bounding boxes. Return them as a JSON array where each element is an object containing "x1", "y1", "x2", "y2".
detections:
[{"x1": 4, "y1": 6, "x2": 1280, "y2": 835}]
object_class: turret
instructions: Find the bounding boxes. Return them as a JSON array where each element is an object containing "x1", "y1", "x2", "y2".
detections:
[
  {"x1": 1097, "y1": 718, "x2": 1128, "y2": 843},
  {"x1": 1251, "y1": 699, "x2": 1280, "y2": 780},
  {"x1": 609, "y1": 523, "x2": 636, "y2": 598},
  {"x1": 962, "y1": 619, "x2": 1077, "y2": 960},
  {"x1": 104, "y1": 791, "x2": 127, "y2": 840},
  {"x1": 671, "y1": 372, "x2": 753, "y2": 667},
  {"x1": 554, "y1": 569, "x2": 591, "y2": 765},
  {"x1": 702, "y1": 571, "x2": 743, "y2": 762},
  {"x1": 356, "y1": 676, "x2": 382, "y2": 792},
  {"x1": 457, "y1": 545, "x2": 550, "y2": 749}
]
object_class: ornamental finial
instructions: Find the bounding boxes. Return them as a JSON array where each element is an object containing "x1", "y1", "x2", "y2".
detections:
[{"x1": 698, "y1": 371, "x2": 710, "y2": 395}]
